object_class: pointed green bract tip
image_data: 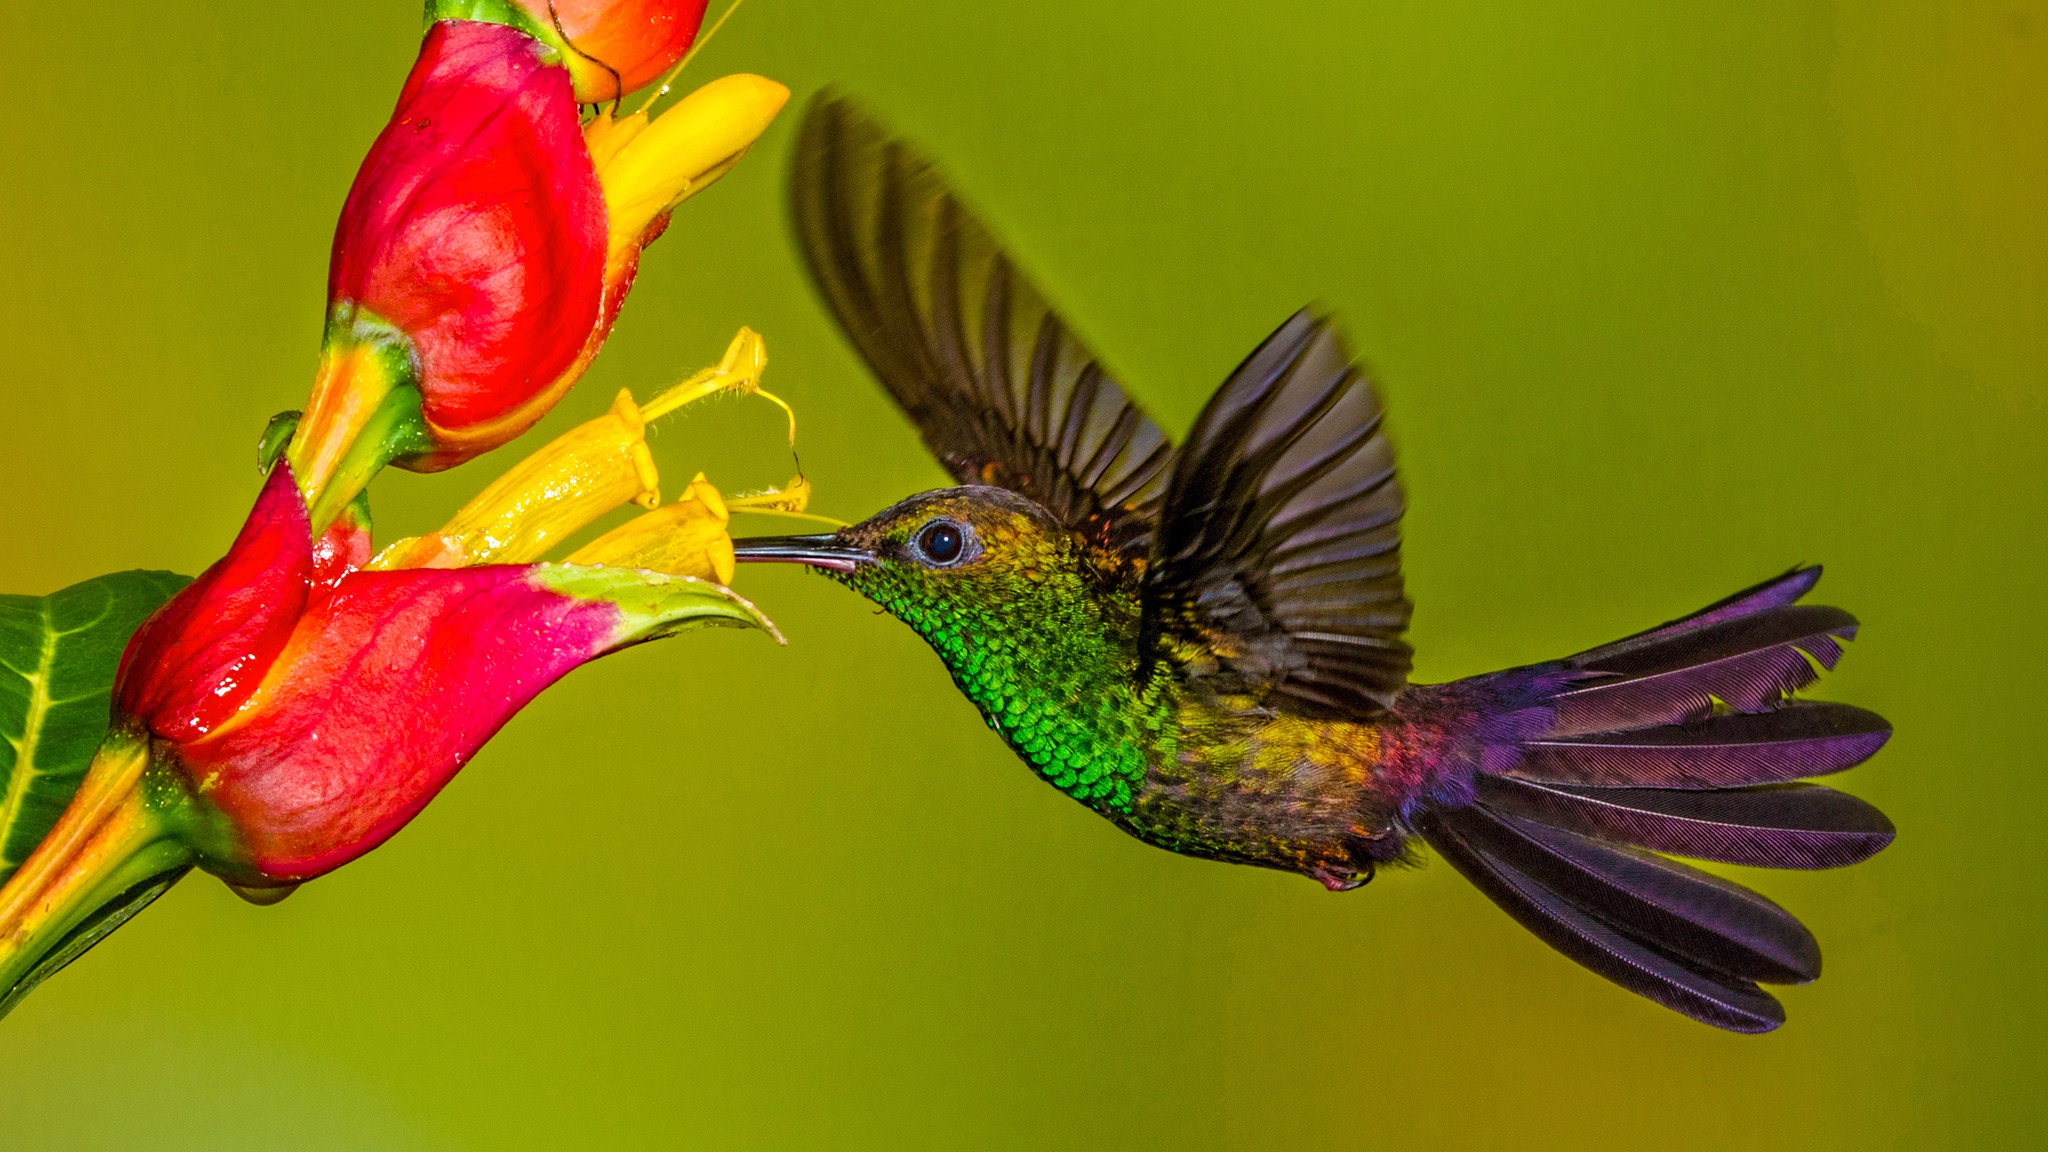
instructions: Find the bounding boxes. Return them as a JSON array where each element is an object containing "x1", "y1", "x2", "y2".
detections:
[
  {"x1": 532, "y1": 564, "x2": 782, "y2": 647},
  {"x1": 258, "y1": 410, "x2": 301, "y2": 472}
]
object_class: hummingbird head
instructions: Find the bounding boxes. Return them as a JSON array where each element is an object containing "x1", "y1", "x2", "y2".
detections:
[
  {"x1": 732, "y1": 485, "x2": 1137, "y2": 664},
  {"x1": 735, "y1": 487, "x2": 1150, "y2": 808}
]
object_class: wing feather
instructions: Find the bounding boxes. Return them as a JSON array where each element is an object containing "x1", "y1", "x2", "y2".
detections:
[
  {"x1": 789, "y1": 94, "x2": 1175, "y2": 562},
  {"x1": 1142, "y1": 311, "x2": 1412, "y2": 718}
]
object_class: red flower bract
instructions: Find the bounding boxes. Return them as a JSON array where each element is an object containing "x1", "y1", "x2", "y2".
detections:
[
  {"x1": 129, "y1": 469, "x2": 617, "y2": 879},
  {"x1": 0, "y1": 452, "x2": 769, "y2": 1012},
  {"x1": 114, "y1": 470, "x2": 315, "y2": 743},
  {"x1": 329, "y1": 19, "x2": 607, "y2": 468},
  {"x1": 184, "y1": 561, "x2": 617, "y2": 878},
  {"x1": 103, "y1": 466, "x2": 765, "y2": 884}
]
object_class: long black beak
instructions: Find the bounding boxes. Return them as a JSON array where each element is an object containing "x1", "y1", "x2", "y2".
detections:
[{"x1": 730, "y1": 534, "x2": 876, "y2": 574}]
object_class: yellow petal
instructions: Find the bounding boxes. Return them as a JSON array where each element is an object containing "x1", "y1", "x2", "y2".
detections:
[
  {"x1": 567, "y1": 474, "x2": 737, "y2": 585},
  {"x1": 369, "y1": 389, "x2": 660, "y2": 570},
  {"x1": 595, "y1": 74, "x2": 790, "y2": 268},
  {"x1": 582, "y1": 109, "x2": 649, "y2": 172}
]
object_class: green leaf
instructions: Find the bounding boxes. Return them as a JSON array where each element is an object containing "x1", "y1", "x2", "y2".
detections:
[{"x1": 0, "y1": 570, "x2": 190, "y2": 888}]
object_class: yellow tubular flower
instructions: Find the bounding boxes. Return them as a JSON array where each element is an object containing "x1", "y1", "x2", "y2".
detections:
[
  {"x1": 370, "y1": 328, "x2": 779, "y2": 572},
  {"x1": 568, "y1": 472, "x2": 821, "y2": 586},
  {"x1": 586, "y1": 74, "x2": 792, "y2": 276},
  {"x1": 372, "y1": 387, "x2": 662, "y2": 570},
  {"x1": 569, "y1": 474, "x2": 737, "y2": 585}
]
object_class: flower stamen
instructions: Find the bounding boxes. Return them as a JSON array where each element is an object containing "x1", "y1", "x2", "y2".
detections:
[
  {"x1": 727, "y1": 475, "x2": 846, "y2": 527},
  {"x1": 638, "y1": 326, "x2": 767, "y2": 419}
]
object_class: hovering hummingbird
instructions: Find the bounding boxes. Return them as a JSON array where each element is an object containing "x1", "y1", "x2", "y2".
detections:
[{"x1": 735, "y1": 96, "x2": 1895, "y2": 1032}]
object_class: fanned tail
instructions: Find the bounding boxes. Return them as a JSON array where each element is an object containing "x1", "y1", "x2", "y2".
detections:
[{"x1": 1410, "y1": 567, "x2": 1893, "y2": 1033}]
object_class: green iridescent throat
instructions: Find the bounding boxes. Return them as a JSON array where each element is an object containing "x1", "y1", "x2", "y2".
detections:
[{"x1": 845, "y1": 545, "x2": 1169, "y2": 813}]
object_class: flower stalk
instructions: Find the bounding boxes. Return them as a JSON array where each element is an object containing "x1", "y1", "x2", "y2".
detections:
[{"x1": 0, "y1": 737, "x2": 194, "y2": 1017}]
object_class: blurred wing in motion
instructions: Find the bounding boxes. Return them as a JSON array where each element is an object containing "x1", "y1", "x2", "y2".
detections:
[{"x1": 789, "y1": 93, "x2": 1176, "y2": 565}]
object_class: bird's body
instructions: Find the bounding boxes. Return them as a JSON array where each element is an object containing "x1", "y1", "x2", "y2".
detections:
[
  {"x1": 738, "y1": 95, "x2": 1896, "y2": 1032},
  {"x1": 843, "y1": 486, "x2": 1400, "y2": 886}
]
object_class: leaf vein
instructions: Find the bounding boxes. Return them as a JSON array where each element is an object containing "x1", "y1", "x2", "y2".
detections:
[{"x1": 0, "y1": 600, "x2": 62, "y2": 869}]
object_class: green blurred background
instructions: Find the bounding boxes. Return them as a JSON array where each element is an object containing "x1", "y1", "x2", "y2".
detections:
[{"x1": 2, "y1": 0, "x2": 2041, "y2": 1147}]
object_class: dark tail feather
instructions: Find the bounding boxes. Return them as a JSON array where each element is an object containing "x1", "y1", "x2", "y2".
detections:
[
  {"x1": 1476, "y1": 775, "x2": 1893, "y2": 870},
  {"x1": 1413, "y1": 566, "x2": 1893, "y2": 1032},
  {"x1": 1516, "y1": 702, "x2": 1892, "y2": 788},
  {"x1": 1567, "y1": 565, "x2": 1821, "y2": 661},
  {"x1": 1548, "y1": 604, "x2": 1859, "y2": 736},
  {"x1": 1419, "y1": 809, "x2": 1790, "y2": 1033}
]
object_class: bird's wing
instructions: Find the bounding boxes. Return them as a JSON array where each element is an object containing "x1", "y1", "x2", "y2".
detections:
[
  {"x1": 1140, "y1": 311, "x2": 1412, "y2": 719},
  {"x1": 790, "y1": 94, "x2": 1176, "y2": 564}
]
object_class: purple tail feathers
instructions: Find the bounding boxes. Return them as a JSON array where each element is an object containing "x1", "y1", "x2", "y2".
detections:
[{"x1": 1410, "y1": 566, "x2": 1893, "y2": 1033}]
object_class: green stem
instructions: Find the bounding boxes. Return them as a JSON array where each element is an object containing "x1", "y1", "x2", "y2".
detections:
[
  {"x1": 285, "y1": 310, "x2": 432, "y2": 536},
  {"x1": 302, "y1": 383, "x2": 430, "y2": 536},
  {"x1": 0, "y1": 736, "x2": 195, "y2": 1021}
]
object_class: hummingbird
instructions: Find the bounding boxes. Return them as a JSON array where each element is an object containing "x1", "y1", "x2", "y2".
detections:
[{"x1": 735, "y1": 95, "x2": 1895, "y2": 1033}]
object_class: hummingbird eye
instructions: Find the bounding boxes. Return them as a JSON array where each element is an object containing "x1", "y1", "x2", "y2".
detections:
[{"x1": 914, "y1": 518, "x2": 970, "y2": 566}]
